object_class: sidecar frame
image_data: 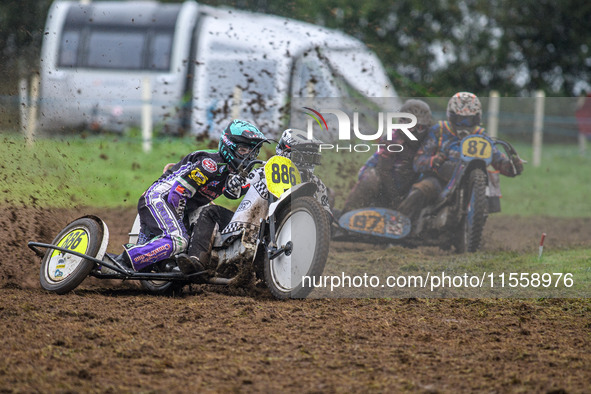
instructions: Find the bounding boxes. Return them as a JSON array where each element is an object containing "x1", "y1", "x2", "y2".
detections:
[{"x1": 28, "y1": 241, "x2": 202, "y2": 282}]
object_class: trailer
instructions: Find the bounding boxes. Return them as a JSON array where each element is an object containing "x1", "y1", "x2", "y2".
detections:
[{"x1": 39, "y1": 0, "x2": 398, "y2": 136}]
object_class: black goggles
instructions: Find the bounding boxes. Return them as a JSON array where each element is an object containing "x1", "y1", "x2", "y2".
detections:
[{"x1": 449, "y1": 114, "x2": 480, "y2": 128}]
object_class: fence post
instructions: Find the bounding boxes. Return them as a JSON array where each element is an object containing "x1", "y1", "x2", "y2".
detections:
[
  {"x1": 487, "y1": 90, "x2": 500, "y2": 138},
  {"x1": 579, "y1": 132, "x2": 587, "y2": 155},
  {"x1": 26, "y1": 74, "x2": 40, "y2": 146},
  {"x1": 532, "y1": 90, "x2": 545, "y2": 167},
  {"x1": 142, "y1": 77, "x2": 152, "y2": 153},
  {"x1": 232, "y1": 86, "x2": 242, "y2": 120},
  {"x1": 19, "y1": 78, "x2": 28, "y2": 134}
]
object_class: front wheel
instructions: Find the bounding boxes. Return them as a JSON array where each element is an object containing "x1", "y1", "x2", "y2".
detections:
[
  {"x1": 40, "y1": 218, "x2": 103, "y2": 294},
  {"x1": 455, "y1": 169, "x2": 488, "y2": 253},
  {"x1": 264, "y1": 196, "x2": 330, "y2": 299}
]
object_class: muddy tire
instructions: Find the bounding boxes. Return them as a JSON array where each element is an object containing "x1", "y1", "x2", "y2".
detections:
[
  {"x1": 140, "y1": 279, "x2": 184, "y2": 296},
  {"x1": 264, "y1": 196, "x2": 330, "y2": 299},
  {"x1": 40, "y1": 218, "x2": 103, "y2": 294},
  {"x1": 455, "y1": 169, "x2": 488, "y2": 253}
]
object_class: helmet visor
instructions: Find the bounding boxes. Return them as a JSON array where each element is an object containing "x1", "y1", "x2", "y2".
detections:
[
  {"x1": 449, "y1": 113, "x2": 480, "y2": 128},
  {"x1": 235, "y1": 143, "x2": 256, "y2": 156}
]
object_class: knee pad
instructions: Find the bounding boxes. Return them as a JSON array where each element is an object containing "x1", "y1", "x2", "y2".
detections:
[{"x1": 171, "y1": 234, "x2": 189, "y2": 255}]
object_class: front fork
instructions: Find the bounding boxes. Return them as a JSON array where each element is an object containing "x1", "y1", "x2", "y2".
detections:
[{"x1": 262, "y1": 194, "x2": 292, "y2": 261}]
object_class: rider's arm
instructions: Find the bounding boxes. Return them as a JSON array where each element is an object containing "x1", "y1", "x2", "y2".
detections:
[
  {"x1": 491, "y1": 148, "x2": 523, "y2": 177},
  {"x1": 171, "y1": 152, "x2": 216, "y2": 200},
  {"x1": 413, "y1": 130, "x2": 441, "y2": 173}
]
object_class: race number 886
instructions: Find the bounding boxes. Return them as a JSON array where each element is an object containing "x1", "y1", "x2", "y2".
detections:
[{"x1": 270, "y1": 163, "x2": 298, "y2": 186}]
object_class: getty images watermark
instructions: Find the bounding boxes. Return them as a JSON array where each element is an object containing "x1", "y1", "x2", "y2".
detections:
[{"x1": 303, "y1": 107, "x2": 418, "y2": 153}]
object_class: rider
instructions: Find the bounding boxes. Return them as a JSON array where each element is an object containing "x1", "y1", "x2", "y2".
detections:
[
  {"x1": 175, "y1": 128, "x2": 331, "y2": 275},
  {"x1": 115, "y1": 119, "x2": 266, "y2": 273},
  {"x1": 341, "y1": 99, "x2": 434, "y2": 213},
  {"x1": 275, "y1": 128, "x2": 333, "y2": 214},
  {"x1": 397, "y1": 92, "x2": 524, "y2": 219}
]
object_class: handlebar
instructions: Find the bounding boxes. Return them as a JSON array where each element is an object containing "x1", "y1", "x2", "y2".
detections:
[
  {"x1": 493, "y1": 138, "x2": 527, "y2": 164},
  {"x1": 235, "y1": 139, "x2": 271, "y2": 177},
  {"x1": 237, "y1": 159, "x2": 264, "y2": 178}
]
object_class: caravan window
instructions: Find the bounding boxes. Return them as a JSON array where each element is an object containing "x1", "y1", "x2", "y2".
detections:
[
  {"x1": 150, "y1": 32, "x2": 173, "y2": 70},
  {"x1": 58, "y1": 28, "x2": 173, "y2": 71},
  {"x1": 87, "y1": 30, "x2": 145, "y2": 69},
  {"x1": 58, "y1": 30, "x2": 80, "y2": 67}
]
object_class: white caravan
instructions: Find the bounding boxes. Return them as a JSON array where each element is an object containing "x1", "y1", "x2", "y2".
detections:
[{"x1": 39, "y1": 0, "x2": 397, "y2": 136}]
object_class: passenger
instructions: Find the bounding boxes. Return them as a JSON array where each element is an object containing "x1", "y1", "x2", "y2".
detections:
[
  {"x1": 341, "y1": 99, "x2": 434, "y2": 213},
  {"x1": 113, "y1": 119, "x2": 266, "y2": 273}
]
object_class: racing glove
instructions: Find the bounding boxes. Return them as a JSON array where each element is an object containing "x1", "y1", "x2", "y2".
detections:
[
  {"x1": 167, "y1": 181, "x2": 186, "y2": 209},
  {"x1": 224, "y1": 173, "x2": 247, "y2": 199},
  {"x1": 430, "y1": 152, "x2": 447, "y2": 169},
  {"x1": 511, "y1": 155, "x2": 524, "y2": 176}
]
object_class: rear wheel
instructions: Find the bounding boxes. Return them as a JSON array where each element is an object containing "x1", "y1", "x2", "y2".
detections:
[
  {"x1": 40, "y1": 218, "x2": 103, "y2": 294},
  {"x1": 264, "y1": 196, "x2": 330, "y2": 299},
  {"x1": 140, "y1": 260, "x2": 185, "y2": 295},
  {"x1": 455, "y1": 169, "x2": 488, "y2": 253},
  {"x1": 140, "y1": 279, "x2": 184, "y2": 296}
]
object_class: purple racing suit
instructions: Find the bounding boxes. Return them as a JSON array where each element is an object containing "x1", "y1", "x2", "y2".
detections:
[{"x1": 126, "y1": 150, "x2": 247, "y2": 271}]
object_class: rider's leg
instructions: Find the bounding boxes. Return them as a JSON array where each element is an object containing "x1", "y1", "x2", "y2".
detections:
[
  {"x1": 376, "y1": 160, "x2": 418, "y2": 210},
  {"x1": 342, "y1": 167, "x2": 380, "y2": 213},
  {"x1": 124, "y1": 192, "x2": 189, "y2": 271},
  {"x1": 183, "y1": 205, "x2": 235, "y2": 273},
  {"x1": 398, "y1": 177, "x2": 442, "y2": 219}
]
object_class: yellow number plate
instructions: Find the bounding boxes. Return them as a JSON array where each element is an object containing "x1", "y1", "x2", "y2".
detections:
[
  {"x1": 461, "y1": 136, "x2": 492, "y2": 159},
  {"x1": 265, "y1": 156, "x2": 301, "y2": 198},
  {"x1": 51, "y1": 229, "x2": 89, "y2": 258}
]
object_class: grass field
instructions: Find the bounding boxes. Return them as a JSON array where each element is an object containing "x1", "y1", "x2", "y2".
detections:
[{"x1": 1, "y1": 131, "x2": 590, "y2": 217}]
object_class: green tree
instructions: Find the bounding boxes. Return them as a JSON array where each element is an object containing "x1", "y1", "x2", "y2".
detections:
[{"x1": 0, "y1": 0, "x2": 52, "y2": 93}]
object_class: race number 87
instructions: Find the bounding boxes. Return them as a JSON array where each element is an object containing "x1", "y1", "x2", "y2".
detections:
[
  {"x1": 467, "y1": 140, "x2": 487, "y2": 155},
  {"x1": 462, "y1": 137, "x2": 492, "y2": 159},
  {"x1": 270, "y1": 163, "x2": 297, "y2": 186}
]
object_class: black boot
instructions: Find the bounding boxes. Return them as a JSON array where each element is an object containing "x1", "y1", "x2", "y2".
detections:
[
  {"x1": 177, "y1": 254, "x2": 205, "y2": 275},
  {"x1": 111, "y1": 249, "x2": 132, "y2": 269},
  {"x1": 398, "y1": 188, "x2": 426, "y2": 219}
]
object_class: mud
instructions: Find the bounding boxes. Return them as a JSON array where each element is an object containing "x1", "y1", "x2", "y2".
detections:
[{"x1": 1, "y1": 206, "x2": 590, "y2": 392}]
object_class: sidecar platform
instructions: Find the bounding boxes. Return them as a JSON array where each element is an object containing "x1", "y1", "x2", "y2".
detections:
[
  {"x1": 28, "y1": 241, "x2": 203, "y2": 281},
  {"x1": 337, "y1": 208, "x2": 412, "y2": 240}
]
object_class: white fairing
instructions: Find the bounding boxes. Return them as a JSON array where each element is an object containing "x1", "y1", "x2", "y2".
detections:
[
  {"x1": 220, "y1": 168, "x2": 269, "y2": 245},
  {"x1": 128, "y1": 214, "x2": 141, "y2": 245}
]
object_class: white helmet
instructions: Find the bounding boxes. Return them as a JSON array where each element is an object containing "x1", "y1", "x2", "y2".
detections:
[
  {"x1": 276, "y1": 129, "x2": 322, "y2": 170},
  {"x1": 447, "y1": 92, "x2": 482, "y2": 136}
]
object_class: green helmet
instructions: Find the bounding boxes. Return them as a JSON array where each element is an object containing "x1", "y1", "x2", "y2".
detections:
[{"x1": 218, "y1": 119, "x2": 266, "y2": 171}]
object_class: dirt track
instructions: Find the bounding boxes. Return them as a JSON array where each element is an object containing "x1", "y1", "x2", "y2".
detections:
[{"x1": 1, "y1": 206, "x2": 590, "y2": 392}]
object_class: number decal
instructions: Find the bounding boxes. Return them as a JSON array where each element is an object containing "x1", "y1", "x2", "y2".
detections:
[
  {"x1": 51, "y1": 229, "x2": 89, "y2": 258},
  {"x1": 349, "y1": 211, "x2": 385, "y2": 233},
  {"x1": 48, "y1": 228, "x2": 90, "y2": 281},
  {"x1": 265, "y1": 156, "x2": 302, "y2": 198},
  {"x1": 271, "y1": 163, "x2": 281, "y2": 183},
  {"x1": 461, "y1": 136, "x2": 492, "y2": 159}
]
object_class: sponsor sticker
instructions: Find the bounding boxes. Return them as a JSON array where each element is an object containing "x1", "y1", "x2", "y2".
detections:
[
  {"x1": 236, "y1": 200, "x2": 252, "y2": 212},
  {"x1": 189, "y1": 169, "x2": 208, "y2": 185},
  {"x1": 202, "y1": 158, "x2": 218, "y2": 173}
]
